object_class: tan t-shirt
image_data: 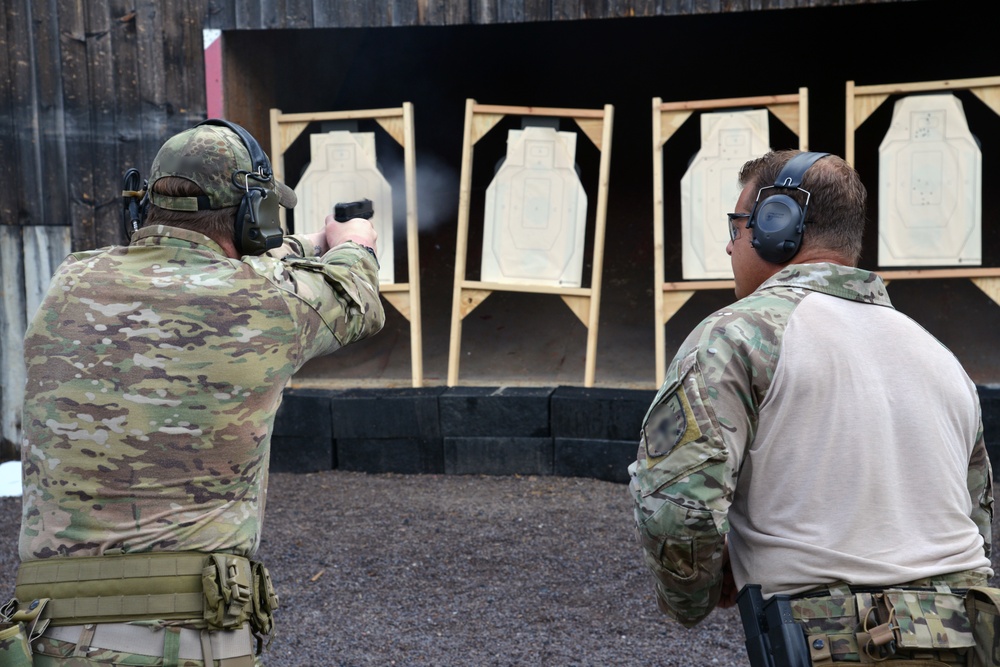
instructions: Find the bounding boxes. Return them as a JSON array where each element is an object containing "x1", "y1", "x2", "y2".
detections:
[
  {"x1": 632, "y1": 263, "x2": 992, "y2": 627},
  {"x1": 728, "y1": 290, "x2": 991, "y2": 597}
]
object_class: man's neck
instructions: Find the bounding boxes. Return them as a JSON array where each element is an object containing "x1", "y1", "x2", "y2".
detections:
[
  {"x1": 201, "y1": 231, "x2": 240, "y2": 259},
  {"x1": 787, "y1": 249, "x2": 853, "y2": 267}
]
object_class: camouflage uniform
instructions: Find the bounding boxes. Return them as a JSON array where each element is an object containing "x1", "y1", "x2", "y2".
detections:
[
  {"x1": 5, "y1": 223, "x2": 383, "y2": 665},
  {"x1": 630, "y1": 263, "x2": 993, "y2": 663}
]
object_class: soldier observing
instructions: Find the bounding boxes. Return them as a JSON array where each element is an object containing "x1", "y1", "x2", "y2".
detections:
[
  {"x1": 1, "y1": 119, "x2": 384, "y2": 665},
  {"x1": 630, "y1": 150, "x2": 996, "y2": 665}
]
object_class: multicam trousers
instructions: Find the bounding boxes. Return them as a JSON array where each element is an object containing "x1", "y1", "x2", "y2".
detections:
[{"x1": 790, "y1": 573, "x2": 1000, "y2": 666}]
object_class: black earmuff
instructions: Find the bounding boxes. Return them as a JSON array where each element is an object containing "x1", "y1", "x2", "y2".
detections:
[
  {"x1": 236, "y1": 187, "x2": 282, "y2": 255},
  {"x1": 746, "y1": 151, "x2": 830, "y2": 264},
  {"x1": 196, "y1": 118, "x2": 284, "y2": 256}
]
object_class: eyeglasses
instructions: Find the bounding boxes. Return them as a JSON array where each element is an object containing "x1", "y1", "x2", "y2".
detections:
[{"x1": 727, "y1": 212, "x2": 751, "y2": 241}]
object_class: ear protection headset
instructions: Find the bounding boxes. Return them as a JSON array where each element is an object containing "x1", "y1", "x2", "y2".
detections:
[
  {"x1": 195, "y1": 118, "x2": 284, "y2": 256},
  {"x1": 746, "y1": 151, "x2": 830, "y2": 264}
]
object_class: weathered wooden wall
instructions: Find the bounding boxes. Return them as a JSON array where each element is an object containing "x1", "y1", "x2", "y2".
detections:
[
  {"x1": 203, "y1": 0, "x2": 919, "y2": 29},
  {"x1": 0, "y1": 0, "x2": 208, "y2": 457}
]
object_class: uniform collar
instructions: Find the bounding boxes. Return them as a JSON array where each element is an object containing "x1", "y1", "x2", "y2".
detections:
[
  {"x1": 759, "y1": 262, "x2": 893, "y2": 306},
  {"x1": 129, "y1": 225, "x2": 228, "y2": 256}
]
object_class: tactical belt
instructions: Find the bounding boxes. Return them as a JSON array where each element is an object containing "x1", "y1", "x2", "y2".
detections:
[
  {"x1": 16, "y1": 552, "x2": 207, "y2": 625},
  {"x1": 9, "y1": 551, "x2": 278, "y2": 650}
]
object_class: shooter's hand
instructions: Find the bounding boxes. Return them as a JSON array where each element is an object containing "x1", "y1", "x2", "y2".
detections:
[{"x1": 324, "y1": 215, "x2": 378, "y2": 255}]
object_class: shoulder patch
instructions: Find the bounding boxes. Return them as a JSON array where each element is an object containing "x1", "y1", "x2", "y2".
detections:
[{"x1": 645, "y1": 388, "x2": 702, "y2": 459}]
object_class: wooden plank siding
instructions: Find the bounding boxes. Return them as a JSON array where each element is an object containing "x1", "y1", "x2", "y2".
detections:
[
  {"x1": 110, "y1": 0, "x2": 144, "y2": 247},
  {"x1": 0, "y1": 0, "x2": 211, "y2": 456},
  {"x1": 0, "y1": 228, "x2": 27, "y2": 460},
  {"x1": 202, "y1": 0, "x2": 918, "y2": 28},
  {"x1": 0, "y1": 0, "x2": 930, "y2": 458},
  {"x1": 61, "y1": 0, "x2": 97, "y2": 250},
  {"x1": 0, "y1": 226, "x2": 72, "y2": 459},
  {"x1": 0, "y1": 3, "x2": 17, "y2": 227}
]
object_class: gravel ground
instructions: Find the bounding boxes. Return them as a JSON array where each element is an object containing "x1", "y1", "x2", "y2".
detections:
[{"x1": 2, "y1": 470, "x2": 999, "y2": 666}]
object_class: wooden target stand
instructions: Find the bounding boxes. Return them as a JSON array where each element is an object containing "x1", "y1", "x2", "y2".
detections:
[
  {"x1": 653, "y1": 90, "x2": 809, "y2": 387},
  {"x1": 846, "y1": 76, "x2": 1000, "y2": 307},
  {"x1": 269, "y1": 104, "x2": 424, "y2": 387},
  {"x1": 447, "y1": 99, "x2": 614, "y2": 387}
]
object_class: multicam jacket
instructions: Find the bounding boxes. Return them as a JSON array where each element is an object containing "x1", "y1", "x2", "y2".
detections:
[
  {"x1": 630, "y1": 263, "x2": 993, "y2": 628},
  {"x1": 19, "y1": 225, "x2": 384, "y2": 561}
]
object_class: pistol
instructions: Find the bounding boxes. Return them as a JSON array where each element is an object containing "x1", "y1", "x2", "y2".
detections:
[
  {"x1": 333, "y1": 199, "x2": 374, "y2": 223},
  {"x1": 764, "y1": 593, "x2": 811, "y2": 667},
  {"x1": 737, "y1": 585, "x2": 774, "y2": 667},
  {"x1": 736, "y1": 584, "x2": 811, "y2": 667}
]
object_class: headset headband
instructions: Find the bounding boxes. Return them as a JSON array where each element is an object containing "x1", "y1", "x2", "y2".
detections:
[
  {"x1": 195, "y1": 118, "x2": 273, "y2": 181},
  {"x1": 773, "y1": 151, "x2": 830, "y2": 190}
]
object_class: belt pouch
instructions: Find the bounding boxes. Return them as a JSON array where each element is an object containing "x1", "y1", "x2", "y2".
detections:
[
  {"x1": 0, "y1": 622, "x2": 34, "y2": 667},
  {"x1": 965, "y1": 586, "x2": 1000, "y2": 667},
  {"x1": 250, "y1": 560, "x2": 279, "y2": 643},
  {"x1": 883, "y1": 589, "x2": 975, "y2": 651},
  {"x1": 202, "y1": 554, "x2": 253, "y2": 630}
]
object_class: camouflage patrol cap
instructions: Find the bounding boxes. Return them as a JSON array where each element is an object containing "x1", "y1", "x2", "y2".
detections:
[{"x1": 148, "y1": 122, "x2": 296, "y2": 211}]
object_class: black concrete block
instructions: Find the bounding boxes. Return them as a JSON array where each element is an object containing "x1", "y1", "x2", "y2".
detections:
[
  {"x1": 554, "y1": 438, "x2": 635, "y2": 484},
  {"x1": 337, "y1": 438, "x2": 444, "y2": 474},
  {"x1": 440, "y1": 387, "x2": 555, "y2": 437},
  {"x1": 331, "y1": 387, "x2": 446, "y2": 439},
  {"x1": 270, "y1": 436, "x2": 334, "y2": 473},
  {"x1": 981, "y1": 386, "x2": 1000, "y2": 479},
  {"x1": 982, "y1": 386, "x2": 999, "y2": 438},
  {"x1": 550, "y1": 386, "x2": 655, "y2": 441},
  {"x1": 274, "y1": 388, "x2": 335, "y2": 439},
  {"x1": 444, "y1": 437, "x2": 553, "y2": 476},
  {"x1": 271, "y1": 390, "x2": 335, "y2": 471}
]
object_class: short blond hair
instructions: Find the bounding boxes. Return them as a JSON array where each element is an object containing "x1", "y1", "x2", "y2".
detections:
[
  {"x1": 739, "y1": 150, "x2": 866, "y2": 265},
  {"x1": 145, "y1": 176, "x2": 238, "y2": 242}
]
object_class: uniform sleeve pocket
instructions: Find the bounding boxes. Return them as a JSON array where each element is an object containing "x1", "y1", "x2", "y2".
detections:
[{"x1": 637, "y1": 498, "x2": 721, "y2": 589}]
